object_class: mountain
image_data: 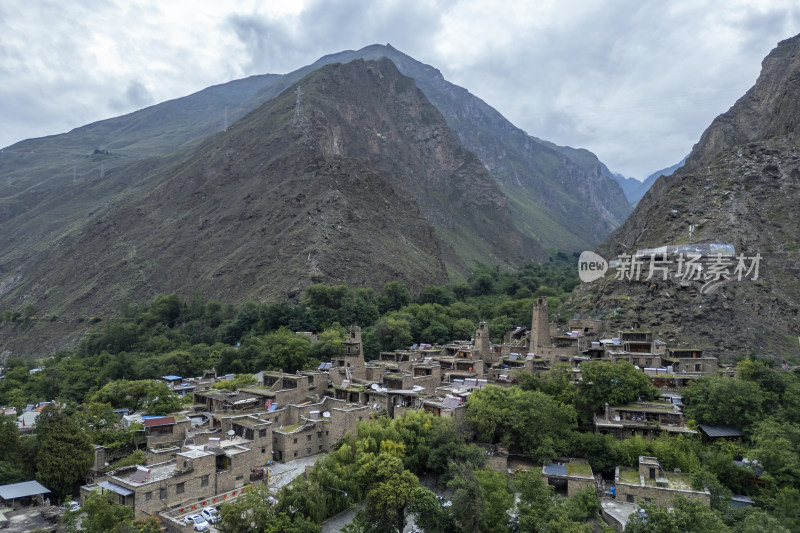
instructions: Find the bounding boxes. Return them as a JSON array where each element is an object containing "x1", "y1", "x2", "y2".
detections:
[
  {"x1": 0, "y1": 59, "x2": 545, "y2": 326},
  {"x1": 0, "y1": 45, "x2": 632, "y2": 353},
  {"x1": 301, "y1": 45, "x2": 631, "y2": 251},
  {"x1": 1, "y1": 44, "x2": 630, "y2": 255},
  {"x1": 608, "y1": 171, "x2": 642, "y2": 204},
  {"x1": 569, "y1": 34, "x2": 800, "y2": 360}
]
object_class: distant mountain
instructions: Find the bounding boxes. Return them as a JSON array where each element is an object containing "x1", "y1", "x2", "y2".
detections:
[
  {"x1": 607, "y1": 171, "x2": 642, "y2": 204},
  {"x1": 628, "y1": 157, "x2": 687, "y2": 205},
  {"x1": 569, "y1": 34, "x2": 800, "y2": 360}
]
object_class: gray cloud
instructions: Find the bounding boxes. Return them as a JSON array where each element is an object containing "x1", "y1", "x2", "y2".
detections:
[
  {"x1": 1, "y1": 0, "x2": 799, "y2": 179},
  {"x1": 110, "y1": 80, "x2": 154, "y2": 111}
]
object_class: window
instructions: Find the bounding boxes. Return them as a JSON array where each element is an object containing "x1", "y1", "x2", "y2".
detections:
[
  {"x1": 319, "y1": 445, "x2": 323, "y2": 451},
  {"x1": 176, "y1": 482, "x2": 185, "y2": 495},
  {"x1": 626, "y1": 495, "x2": 634, "y2": 503},
  {"x1": 262, "y1": 447, "x2": 266, "y2": 454},
  {"x1": 293, "y1": 438, "x2": 297, "y2": 444},
  {"x1": 326, "y1": 431, "x2": 329, "y2": 436},
  {"x1": 294, "y1": 451, "x2": 298, "y2": 457},
  {"x1": 695, "y1": 364, "x2": 701, "y2": 372},
  {"x1": 306, "y1": 448, "x2": 311, "y2": 454},
  {"x1": 160, "y1": 488, "x2": 166, "y2": 500},
  {"x1": 201, "y1": 475, "x2": 209, "y2": 487},
  {"x1": 259, "y1": 429, "x2": 267, "y2": 438},
  {"x1": 145, "y1": 491, "x2": 152, "y2": 501},
  {"x1": 307, "y1": 434, "x2": 311, "y2": 441}
]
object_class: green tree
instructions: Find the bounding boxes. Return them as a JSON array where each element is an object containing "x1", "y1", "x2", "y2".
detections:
[
  {"x1": 466, "y1": 385, "x2": 576, "y2": 461},
  {"x1": 218, "y1": 484, "x2": 320, "y2": 533},
  {"x1": 681, "y1": 377, "x2": 766, "y2": 433},
  {"x1": 78, "y1": 491, "x2": 134, "y2": 533},
  {"x1": 349, "y1": 453, "x2": 420, "y2": 533},
  {"x1": 579, "y1": 361, "x2": 657, "y2": 414},
  {"x1": 91, "y1": 380, "x2": 178, "y2": 414},
  {"x1": 373, "y1": 316, "x2": 413, "y2": 351},
  {"x1": 624, "y1": 495, "x2": 729, "y2": 533},
  {"x1": 35, "y1": 407, "x2": 93, "y2": 501}
]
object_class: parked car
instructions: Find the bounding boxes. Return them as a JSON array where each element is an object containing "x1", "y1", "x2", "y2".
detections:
[
  {"x1": 200, "y1": 506, "x2": 220, "y2": 524},
  {"x1": 183, "y1": 514, "x2": 210, "y2": 531},
  {"x1": 59, "y1": 500, "x2": 81, "y2": 512}
]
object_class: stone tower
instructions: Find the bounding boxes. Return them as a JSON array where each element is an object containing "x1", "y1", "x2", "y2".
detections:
[
  {"x1": 475, "y1": 322, "x2": 490, "y2": 360},
  {"x1": 530, "y1": 296, "x2": 550, "y2": 352}
]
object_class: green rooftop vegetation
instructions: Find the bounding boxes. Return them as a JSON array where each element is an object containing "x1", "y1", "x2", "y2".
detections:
[
  {"x1": 567, "y1": 463, "x2": 593, "y2": 477},
  {"x1": 618, "y1": 468, "x2": 641, "y2": 485},
  {"x1": 278, "y1": 423, "x2": 303, "y2": 433}
]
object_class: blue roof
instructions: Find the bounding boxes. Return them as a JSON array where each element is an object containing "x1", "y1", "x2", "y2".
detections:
[
  {"x1": 161, "y1": 375, "x2": 182, "y2": 381},
  {"x1": 0, "y1": 480, "x2": 50, "y2": 500},
  {"x1": 543, "y1": 463, "x2": 568, "y2": 477}
]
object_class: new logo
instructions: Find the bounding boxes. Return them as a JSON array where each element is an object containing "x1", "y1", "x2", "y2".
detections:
[{"x1": 578, "y1": 251, "x2": 608, "y2": 282}]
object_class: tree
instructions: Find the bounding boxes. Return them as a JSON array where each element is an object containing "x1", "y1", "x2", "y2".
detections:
[
  {"x1": 407, "y1": 486, "x2": 455, "y2": 533},
  {"x1": 373, "y1": 316, "x2": 413, "y2": 351},
  {"x1": 681, "y1": 377, "x2": 766, "y2": 433},
  {"x1": 466, "y1": 385, "x2": 576, "y2": 461},
  {"x1": 579, "y1": 361, "x2": 657, "y2": 413},
  {"x1": 35, "y1": 407, "x2": 93, "y2": 502},
  {"x1": 624, "y1": 495, "x2": 729, "y2": 533},
  {"x1": 91, "y1": 380, "x2": 179, "y2": 414},
  {"x1": 78, "y1": 491, "x2": 134, "y2": 533},
  {"x1": 350, "y1": 453, "x2": 420, "y2": 533},
  {"x1": 218, "y1": 484, "x2": 320, "y2": 533}
]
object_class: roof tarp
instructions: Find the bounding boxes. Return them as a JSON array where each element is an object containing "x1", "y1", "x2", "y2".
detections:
[{"x1": 0, "y1": 481, "x2": 50, "y2": 500}]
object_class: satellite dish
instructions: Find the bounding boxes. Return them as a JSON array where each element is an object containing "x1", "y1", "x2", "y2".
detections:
[
  {"x1": 227, "y1": 430, "x2": 235, "y2": 436},
  {"x1": 322, "y1": 412, "x2": 331, "y2": 418},
  {"x1": 370, "y1": 384, "x2": 380, "y2": 391}
]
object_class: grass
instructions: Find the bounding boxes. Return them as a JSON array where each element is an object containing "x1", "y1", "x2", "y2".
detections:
[
  {"x1": 567, "y1": 463, "x2": 593, "y2": 477},
  {"x1": 278, "y1": 423, "x2": 303, "y2": 433},
  {"x1": 618, "y1": 469, "x2": 641, "y2": 485}
]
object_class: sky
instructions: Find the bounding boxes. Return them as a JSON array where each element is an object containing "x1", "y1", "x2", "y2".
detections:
[{"x1": 2, "y1": 1, "x2": 799, "y2": 179}]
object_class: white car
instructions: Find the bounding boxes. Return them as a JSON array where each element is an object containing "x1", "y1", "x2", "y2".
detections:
[
  {"x1": 183, "y1": 514, "x2": 210, "y2": 531},
  {"x1": 60, "y1": 500, "x2": 81, "y2": 512},
  {"x1": 200, "y1": 507, "x2": 220, "y2": 524}
]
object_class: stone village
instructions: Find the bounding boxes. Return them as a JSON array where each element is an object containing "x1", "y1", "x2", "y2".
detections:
[{"x1": 2, "y1": 297, "x2": 741, "y2": 531}]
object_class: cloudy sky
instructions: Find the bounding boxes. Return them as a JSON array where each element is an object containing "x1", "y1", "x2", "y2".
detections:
[{"x1": 2, "y1": 1, "x2": 799, "y2": 179}]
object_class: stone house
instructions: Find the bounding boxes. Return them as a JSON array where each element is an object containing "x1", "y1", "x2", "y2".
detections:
[
  {"x1": 614, "y1": 456, "x2": 710, "y2": 506},
  {"x1": 594, "y1": 401, "x2": 696, "y2": 440}
]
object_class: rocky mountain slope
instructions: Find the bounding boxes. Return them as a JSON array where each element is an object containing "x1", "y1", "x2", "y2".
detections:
[
  {"x1": 0, "y1": 59, "x2": 545, "y2": 322},
  {"x1": 569, "y1": 34, "x2": 800, "y2": 360},
  {"x1": 0, "y1": 45, "x2": 630, "y2": 260},
  {"x1": 303, "y1": 45, "x2": 631, "y2": 251}
]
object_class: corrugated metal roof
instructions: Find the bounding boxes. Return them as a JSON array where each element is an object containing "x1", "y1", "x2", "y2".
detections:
[
  {"x1": 698, "y1": 424, "x2": 743, "y2": 438},
  {"x1": 0, "y1": 481, "x2": 50, "y2": 500},
  {"x1": 144, "y1": 416, "x2": 176, "y2": 427}
]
